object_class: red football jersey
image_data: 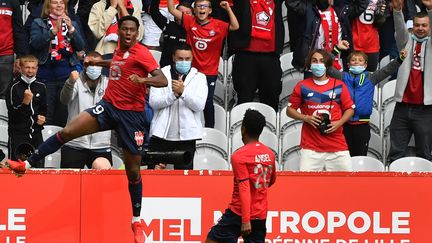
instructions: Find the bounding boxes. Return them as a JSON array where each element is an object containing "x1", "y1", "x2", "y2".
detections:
[
  {"x1": 182, "y1": 14, "x2": 229, "y2": 75},
  {"x1": 289, "y1": 78, "x2": 354, "y2": 152},
  {"x1": 229, "y1": 142, "x2": 276, "y2": 223},
  {"x1": 103, "y1": 43, "x2": 159, "y2": 111}
]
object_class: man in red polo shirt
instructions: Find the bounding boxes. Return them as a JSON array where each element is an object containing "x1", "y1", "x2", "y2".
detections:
[{"x1": 168, "y1": 0, "x2": 239, "y2": 128}]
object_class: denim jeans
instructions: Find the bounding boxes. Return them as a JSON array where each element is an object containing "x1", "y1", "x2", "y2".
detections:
[
  {"x1": 388, "y1": 102, "x2": 432, "y2": 163},
  {"x1": 0, "y1": 55, "x2": 14, "y2": 99}
]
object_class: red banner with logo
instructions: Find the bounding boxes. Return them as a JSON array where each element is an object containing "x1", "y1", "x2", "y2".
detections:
[{"x1": 0, "y1": 170, "x2": 431, "y2": 242}]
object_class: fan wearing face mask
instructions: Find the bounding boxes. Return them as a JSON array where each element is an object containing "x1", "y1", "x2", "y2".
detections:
[
  {"x1": 386, "y1": 0, "x2": 432, "y2": 164},
  {"x1": 148, "y1": 43, "x2": 208, "y2": 170},
  {"x1": 327, "y1": 40, "x2": 407, "y2": 157},
  {"x1": 58, "y1": 51, "x2": 112, "y2": 170},
  {"x1": 5, "y1": 55, "x2": 47, "y2": 167}
]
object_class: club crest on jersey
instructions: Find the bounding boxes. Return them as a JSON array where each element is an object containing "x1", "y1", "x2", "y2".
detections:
[
  {"x1": 134, "y1": 131, "x2": 144, "y2": 146},
  {"x1": 256, "y1": 11, "x2": 270, "y2": 26},
  {"x1": 123, "y1": 51, "x2": 130, "y2": 59},
  {"x1": 329, "y1": 91, "x2": 337, "y2": 99},
  {"x1": 209, "y1": 30, "x2": 215, "y2": 36}
]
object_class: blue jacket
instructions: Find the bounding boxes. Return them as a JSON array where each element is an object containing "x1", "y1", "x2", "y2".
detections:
[
  {"x1": 30, "y1": 18, "x2": 85, "y2": 66},
  {"x1": 328, "y1": 57, "x2": 403, "y2": 122},
  {"x1": 342, "y1": 72, "x2": 374, "y2": 121}
]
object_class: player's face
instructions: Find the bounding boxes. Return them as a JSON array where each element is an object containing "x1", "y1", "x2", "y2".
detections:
[
  {"x1": 118, "y1": 20, "x2": 139, "y2": 49},
  {"x1": 49, "y1": 0, "x2": 66, "y2": 16},
  {"x1": 21, "y1": 61, "x2": 38, "y2": 78},
  {"x1": 413, "y1": 16, "x2": 430, "y2": 39},
  {"x1": 349, "y1": 54, "x2": 366, "y2": 67},
  {"x1": 194, "y1": 0, "x2": 212, "y2": 22},
  {"x1": 178, "y1": 6, "x2": 192, "y2": 16}
]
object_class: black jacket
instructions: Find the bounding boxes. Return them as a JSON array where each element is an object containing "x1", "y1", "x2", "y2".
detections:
[
  {"x1": 149, "y1": 0, "x2": 187, "y2": 67},
  {"x1": 228, "y1": 0, "x2": 286, "y2": 55},
  {"x1": 6, "y1": 77, "x2": 47, "y2": 135},
  {"x1": 290, "y1": 0, "x2": 368, "y2": 71}
]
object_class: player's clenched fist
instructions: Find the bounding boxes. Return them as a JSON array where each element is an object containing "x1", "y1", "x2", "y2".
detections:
[{"x1": 129, "y1": 74, "x2": 145, "y2": 84}]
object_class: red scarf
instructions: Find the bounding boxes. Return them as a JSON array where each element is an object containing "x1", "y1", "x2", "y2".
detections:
[
  {"x1": 47, "y1": 18, "x2": 73, "y2": 60},
  {"x1": 250, "y1": 0, "x2": 274, "y2": 40},
  {"x1": 105, "y1": 0, "x2": 134, "y2": 38},
  {"x1": 320, "y1": 8, "x2": 341, "y2": 70}
]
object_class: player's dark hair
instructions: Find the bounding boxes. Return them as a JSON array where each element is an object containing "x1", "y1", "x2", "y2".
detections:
[
  {"x1": 86, "y1": 51, "x2": 103, "y2": 59},
  {"x1": 118, "y1": 15, "x2": 140, "y2": 29},
  {"x1": 242, "y1": 109, "x2": 266, "y2": 139},
  {"x1": 173, "y1": 43, "x2": 192, "y2": 53}
]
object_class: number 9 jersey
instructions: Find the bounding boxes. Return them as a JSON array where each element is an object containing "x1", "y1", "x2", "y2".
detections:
[{"x1": 229, "y1": 141, "x2": 276, "y2": 223}]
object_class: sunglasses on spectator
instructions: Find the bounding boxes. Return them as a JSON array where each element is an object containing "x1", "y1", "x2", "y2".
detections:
[{"x1": 195, "y1": 4, "x2": 211, "y2": 9}]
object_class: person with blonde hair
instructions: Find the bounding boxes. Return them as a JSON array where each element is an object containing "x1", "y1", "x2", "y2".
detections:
[
  {"x1": 5, "y1": 55, "x2": 46, "y2": 167},
  {"x1": 29, "y1": 0, "x2": 85, "y2": 127}
]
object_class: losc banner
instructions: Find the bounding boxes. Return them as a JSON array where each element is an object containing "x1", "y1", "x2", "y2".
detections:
[{"x1": 1, "y1": 170, "x2": 432, "y2": 242}]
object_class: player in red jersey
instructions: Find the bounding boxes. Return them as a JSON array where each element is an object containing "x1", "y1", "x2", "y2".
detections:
[
  {"x1": 2, "y1": 16, "x2": 168, "y2": 243},
  {"x1": 206, "y1": 109, "x2": 276, "y2": 243},
  {"x1": 168, "y1": 0, "x2": 238, "y2": 128}
]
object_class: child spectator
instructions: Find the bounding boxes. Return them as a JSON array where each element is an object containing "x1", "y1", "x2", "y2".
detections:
[
  {"x1": 329, "y1": 41, "x2": 407, "y2": 156},
  {"x1": 6, "y1": 55, "x2": 46, "y2": 167}
]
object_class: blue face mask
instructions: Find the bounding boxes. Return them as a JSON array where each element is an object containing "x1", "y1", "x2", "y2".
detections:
[
  {"x1": 86, "y1": 66, "x2": 102, "y2": 80},
  {"x1": 175, "y1": 61, "x2": 192, "y2": 75},
  {"x1": 349, "y1": 65, "x2": 366, "y2": 74},
  {"x1": 412, "y1": 34, "x2": 430, "y2": 43},
  {"x1": 310, "y1": 63, "x2": 326, "y2": 77}
]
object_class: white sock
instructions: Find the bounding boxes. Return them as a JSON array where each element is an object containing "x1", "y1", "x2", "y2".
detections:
[
  {"x1": 132, "y1": 216, "x2": 141, "y2": 223},
  {"x1": 24, "y1": 161, "x2": 31, "y2": 169}
]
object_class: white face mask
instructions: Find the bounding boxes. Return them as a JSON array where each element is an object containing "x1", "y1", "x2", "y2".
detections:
[
  {"x1": 86, "y1": 66, "x2": 102, "y2": 80},
  {"x1": 21, "y1": 75, "x2": 36, "y2": 84}
]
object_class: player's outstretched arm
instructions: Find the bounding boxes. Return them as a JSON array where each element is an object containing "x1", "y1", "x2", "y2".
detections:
[
  {"x1": 83, "y1": 57, "x2": 112, "y2": 68},
  {"x1": 128, "y1": 69, "x2": 168, "y2": 87}
]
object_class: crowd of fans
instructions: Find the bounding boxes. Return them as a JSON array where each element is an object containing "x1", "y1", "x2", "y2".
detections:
[{"x1": 0, "y1": 0, "x2": 431, "y2": 171}]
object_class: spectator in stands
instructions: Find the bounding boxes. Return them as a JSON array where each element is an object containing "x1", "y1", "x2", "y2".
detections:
[
  {"x1": 168, "y1": 0, "x2": 239, "y2": 128},
  {"x1": 291, "y1": 0, "x2": 355, "y2": 75},
  {"x1": 88, "y1": 0, "x2": 144, "y2": 57},
  {"x1": 0, "y1": 0, "x2": 29, "y2": 99},
  {"x1": 328, "y1": 41, "x2": 407, "y2": 156},
  {"x1": 351, "y1": 0, "x2": 387, "y2": 71},
  {"x1": 387, "y1": 0, "x2": 432, "y2": 163},
  {"x1": 6, "y1": 55, "x2": 46, "y2": 167},
  {"x1": 30, "y1": 0, "x2": 85, "y2": 127},
  {"x1": 141, "y1": 0, "x2": 178, "y2": 49},
  {"x1": 76, "y1": 0, "x2": 99, "y2": 51},
  {"x1": 229, "y1": 0, "x2": 284, "y2": 112},
  {"x1": 59, "y1": 52, "x2": 112, "y2": 169},
  {"x1": 148, "y1": 44, "x2": 208, "y2": 169},
  {"x1": 379, "y1": 0, "x2": 417, "y2": 62},
  {"x1": 149, "y1": 0, "x2": 192, "y2": 67},
  {"x1": 286, "y1": 49, "x2": 355, "y2": 171}
]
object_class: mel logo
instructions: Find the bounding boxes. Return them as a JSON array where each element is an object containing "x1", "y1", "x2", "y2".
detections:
[{"x1": 141, "y1": 197, "x2": 201, "y2": 242}]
